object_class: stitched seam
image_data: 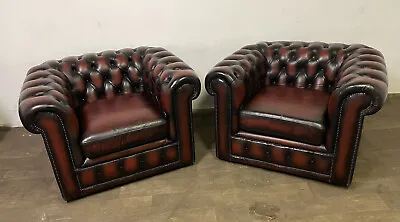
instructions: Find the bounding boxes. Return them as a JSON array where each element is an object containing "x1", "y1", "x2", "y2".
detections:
[
  {"x1": 235, "y1": 132, "x2": 327, "y2": 153},
  {"x1": 214, "y1": 91, "x2": 219, "y2": 157},
  {"x1": 81, "y1": 120, "x2": 167, "y2": 145},
  {"x1": 231, "y1": 154, "x2": 330, "y2": 177},
  {"x1": 329, "y1": 97, "x2": 347, "y2": 178},
  {"x1": 241, "y1": 110, "x2": 324, "y2": 129},
  {"x1": 53, "y1": 114, "x2": 82, "y2": 190},
  {"x1": 228, "y1": 82, "x2": 232, "y2": 158},
  {"x1": 173, "y1": 85, "x2": 182, "y2": 164},
  {"x1": 347, "y1": 100, "x2": 370, "y2": 185},
  {"x1": 77, "y1": 143, "x2": 178, "y2": 170},
  {"x1": 188, "y1": 96, "x2": 195, "y2": 162},
  {"x1": 32, "y1": 122, "x2": 66, "y2": 199},
  {"x1": 232, "y1": 136, "x2": 333, "y2": 157},
  {"x1": 329, "y1": 93, "x2": 368, "y2": 184}
]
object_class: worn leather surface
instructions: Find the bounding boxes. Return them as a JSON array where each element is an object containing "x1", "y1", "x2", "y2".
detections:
[
  {"x1": 205, "y1": 41, "x2": 388, "y2": 186},
  {"x1": 18, "y1": 46, "x2": 200, "y2": 201},
  {"x1": 80, "y1": 93, "x2": 168, "y2": 158},
  {"x1": 240, "y1": 86, "x2": 330, "y2": 145}
]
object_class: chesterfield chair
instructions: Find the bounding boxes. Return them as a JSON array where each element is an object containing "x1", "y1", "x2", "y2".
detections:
[
  {"x1": 19, "y1": 47, "x2": 200, "y2": 201},
  {"x1": 205, "y1": 41, "x2": 388, "y2": 186}
]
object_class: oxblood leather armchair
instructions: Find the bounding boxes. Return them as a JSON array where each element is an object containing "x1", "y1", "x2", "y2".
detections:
[
  {"x1": 205, "y1": 41, "x2": 388, "y2": 186},
  {"x1": 19, "y1": 47, "x2": 200, "y2": 201}
]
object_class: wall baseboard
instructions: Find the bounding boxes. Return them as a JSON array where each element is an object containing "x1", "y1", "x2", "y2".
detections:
[{"x1": 388, "y1": 93, "x2": 400, "y2": 99}]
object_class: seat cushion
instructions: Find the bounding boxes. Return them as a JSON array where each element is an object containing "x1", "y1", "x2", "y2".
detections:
[
  {"x1": 80, "y1": 93, "x2": 168, "y2": 158},
  {"x1": 239, "y1": 86, "x2": 330, "y2": 145}
]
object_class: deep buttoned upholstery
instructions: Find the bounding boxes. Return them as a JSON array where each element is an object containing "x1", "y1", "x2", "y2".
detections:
[
  {"x1": 19, "y1": 46, "x2": 201, "y2": 201},
  {"x1": 205, "y1": 41, "x2": 388, "y2": 186}
]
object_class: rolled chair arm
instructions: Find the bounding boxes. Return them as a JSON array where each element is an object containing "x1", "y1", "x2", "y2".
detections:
[
  {"x1": 205, "y1": 44, "x2": 266, "y2": 109},
  {"x1": 326, "y1": 45, "x2": 388, "y2": 185},
  {"x1": 142, "y1": 47, "x2": 201, "y2": 115},
  {"x1": 18, "y1": 65, "x2": 83, "y2": 200},
  {"x1": 19, "y1": 65, "x2": 78, "y2": 134},
  {"x1": 328, "y1": 45, "x2": 388, "y2": 117},
  {"x1": 141, "y1": 47, "x2": 200, "y2": 163},
  {"x1": 204, "y1": 44, "x2": 266, "y2": 160}
]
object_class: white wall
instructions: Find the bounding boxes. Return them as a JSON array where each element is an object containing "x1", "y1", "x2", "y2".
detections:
[{"x1": 1, "y1": 0, "x2": 399, "y2": 127}]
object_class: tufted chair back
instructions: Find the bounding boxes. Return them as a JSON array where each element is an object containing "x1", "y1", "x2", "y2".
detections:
[
  {"x1": 257, "y1": 41, "x2": 363, "y2": 92},
  {"x1": 27, "y1": 47, "x2": 148, "y2": 107}
]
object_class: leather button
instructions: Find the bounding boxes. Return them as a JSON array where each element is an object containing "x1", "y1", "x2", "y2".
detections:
[
  {"x1": 35, "y1": 92, "x2": 45, "y2": 97},
  {"x1": 165, "y1": 75, "x2": 173, "y2": 83},
  {"x1": 244, "y1": 144, "x2": 249, "y2": 151},
  {"x1": 286, "y1": 152, "x2": 291, "y2": 160},
  {"x1": 265, "y1": 149, "x2": 271, "y2": 156},
  {"x1": 265, "y1": 150, "x2": 271, "y2": 159},
  {"x1": 309, "y1": 157, "x2": 316, "y2": 165},
  {"x1": 273, "y1": 50, "x2": 279, "y2": 58}
]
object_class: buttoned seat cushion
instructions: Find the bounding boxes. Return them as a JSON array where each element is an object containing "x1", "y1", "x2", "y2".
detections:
[
  {"x1": 239, "y1": 86, "x2": 330, "y2": 146},
  {"x1": 80, "y1": 93, "x2": 168, "y2": 159}
]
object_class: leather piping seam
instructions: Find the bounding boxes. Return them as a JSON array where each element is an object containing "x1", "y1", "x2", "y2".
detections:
[
  {"x1": 76, "y1": 142, "x2": 178, "y2": 170},
  {"x1": 231, "y1": 154, "x2": 330, "y2": 178},
  {"x1": 56, "y1": 114, "x2": 81, "y2": 189},
  {"x1": 348, "y1": 96, "x2": 370, "y2": 185},
  {"x1": 54, "y1": 114, "x2": 82, "y2": 189},
  {"x1": 187, "y1": 88, "x2": 196, "y2": 162},
  {"x1": 212, "y1": 78, "x2": 233, "y2": 158},
  {"x1": 33, "y1": 113, "x2": 81, "y2": 197},
  {"x1": 228, "y1": 81, "x2": 233, "y2": 158},
  {"x1": 80, "y1": 120, "x2": 167, "y2": 145},
  {"x1": 172, "y1": 85, "x2": 182, "y2": 163},
  {"x1": 235, "y1": 132, "x2": 327, "y2": 153},
  {"x1": 329, "y1": 92, "x2": 367, "y2": 184},
  {"x1": 232, "y1": 136, "x2": 333, "y2": 157},
  {"x1": 347, "y1": 111, "x2": 364, "y2": 185},
  {"x1": 176, "y1": 84, "x2": 196, "y2": 163},
  {"x1": 329, "y1": 95, "x2": 348, "y2": 179},
  {"x1": 213, "y1": 88, "x2": 220, "y2": 157},
  {"x1": 240, "y1": 110, "x2": 324, "y2": 129},
  {"x1": 33, "y1": 122, "x2": 67, "y2": 199}
]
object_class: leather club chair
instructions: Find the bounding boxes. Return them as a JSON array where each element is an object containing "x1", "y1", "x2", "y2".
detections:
[
  {"x1": 205, "y1": 41, "x2": 388, "y2": 186},
  {"x1": 19, "y1": 47, "x2": 201, "y2": 201}
]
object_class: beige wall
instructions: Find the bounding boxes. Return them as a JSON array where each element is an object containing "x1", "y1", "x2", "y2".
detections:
[{"x1": 1, "y1": 0, "x2": 399, "y2": 126}]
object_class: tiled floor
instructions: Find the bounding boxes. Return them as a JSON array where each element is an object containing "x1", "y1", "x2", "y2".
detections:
[{"x1": 1, "y1": 96, "x2": 400, "y2": 221}]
